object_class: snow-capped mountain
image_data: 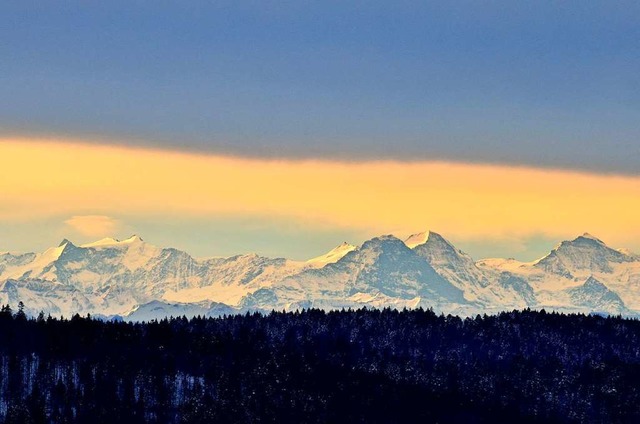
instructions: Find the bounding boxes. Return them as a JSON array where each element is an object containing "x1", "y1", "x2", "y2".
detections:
[
  {"x1": 1, "y1": 232, "x2": 639, "y2": 320},
  {"x1": 238, "y1": 235, "x2": 467, "y2": 314},
  {"x1": 533, "y1": 233, "x2": 634, "y2": 277},
  {"x1": 124, "y1": 300, "x2": 237, "y2": 322},
  {"x1": 535, "y1": 276, "x2": 628, "y2": 315},
  {"x1": 478, "y1": 233, "x2": 640, "y2": 311},
  {"x1": 410, "y1": 231, "x2": 534, "y2": 309},
  {"x1": 0, "y1": 236, "x2": 307, "y2": 317},
  {"x1": 306, "y1": 242, "x2": 357, "y2": 266}
]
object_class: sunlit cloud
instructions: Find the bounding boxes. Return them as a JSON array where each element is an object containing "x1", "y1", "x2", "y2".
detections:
[
  {"x1": 1, "y1": 137, "x2": 640, "y2": 253},
  {"x1": 64, "y1": 215, "x2": 121, "y2": 238}
]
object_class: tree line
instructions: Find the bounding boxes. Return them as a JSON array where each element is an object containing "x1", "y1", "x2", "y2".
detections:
[{"x1": 0, "y1": 305, "x2": 639, "y2": 423}]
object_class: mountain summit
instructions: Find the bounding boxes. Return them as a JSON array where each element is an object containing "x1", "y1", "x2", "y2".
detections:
[
  {"x1": 534, "y1": 234, "x2": 634, "y2": 276},
  {"x1": 404, "y1": 231, "x2": 430, "y2": 248},
  {"x1": 0, "y1": 232, "x2": 639, "y2": 319},
  {"x1": 307, "y1": 242, "x2": 356, "y2": 266}
]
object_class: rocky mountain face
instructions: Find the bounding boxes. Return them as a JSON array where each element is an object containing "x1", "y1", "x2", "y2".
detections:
[
  {"x1": 411, "y1": 232, "x2": 533, "y2": 309},
  {"x1": 477, "y1": 233, "x2": 640, "y2": 313},
  {"x1": 533, "y1": 234, "x2": 634, "y2": 276},
  {"x1": 536, "y1": 276, "x2": 628, "y2": 315},
  {"x1": 238, "y1": 236, "x2": 467, "y2": 314},
  {"x1": 1, "y1": 232, "x2": 639, "y2": 320}
]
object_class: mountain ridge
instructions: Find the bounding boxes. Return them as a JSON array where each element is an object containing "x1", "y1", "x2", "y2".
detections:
[{"x1": 1, "y1": 232, "x2": 639, "y2": 320}]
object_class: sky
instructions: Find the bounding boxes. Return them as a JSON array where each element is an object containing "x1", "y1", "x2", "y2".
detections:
[{"x1": 1, "y1": 1, "x2": 639, "y2": 260}]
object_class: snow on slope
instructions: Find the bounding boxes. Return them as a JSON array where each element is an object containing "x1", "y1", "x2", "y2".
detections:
[
  {"x1": 0, "y1": 252, "x2": 37, "y2": 275},
  {"x1": 410, "y1": 231, "x2": 534, "y2": 308},
  {"x1": 478, "y1": 234, "x2": 640, "y2": 311},
  {"x1": 536, "y1": 276, "x2": 628, "y2": 315},
  {"x1": 124, "y1": 300, "x2": 211, "y2": 322},
  {"x1": 404, "y1": 231, "x2": 430, "y2": 249},
  {"x1": 307, "y1": 242, "x2": 357, "y2": 266},
  {"x1": 163, "y1": 253, "x2": 307, "y2": 306},
  {"x1": 80, "y1": 235, "x2": 142, "y2": 248},
  {"x1": 0, "y1": 237, "x2": 313, "y2": 316},
  {"x1": 238, "y1": 235, "x2": 468, "y2": 313},
  {"x1": 1, "y1": 232, "x2": 640, "y2": 319},
  {"x1": 533, "y1": 233, "x2": 633, "y2": 277}
]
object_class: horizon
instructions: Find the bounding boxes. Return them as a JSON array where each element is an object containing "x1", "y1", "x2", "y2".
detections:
[
  {"x1": 2, "y1": 1, "x2": 638, "y2": 263},
  {"x1": 1, "y1": 138, "x2": 639, "y2": 261},
  {"x1": 3, "y1": 229, "x2": 636, "y2": 264}
]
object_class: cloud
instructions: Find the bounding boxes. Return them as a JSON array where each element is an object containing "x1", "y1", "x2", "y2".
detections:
[
  {"x1": 1, "y1": 137, "x2": 640, "y2": 253},
  {"x1": 64, "y1": 215, "x2": 121, "y2": 237}
]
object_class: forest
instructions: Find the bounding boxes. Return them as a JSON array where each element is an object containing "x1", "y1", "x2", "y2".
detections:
[{"x1": 0, "y1": 304, "x2": 639, "y2": 423}]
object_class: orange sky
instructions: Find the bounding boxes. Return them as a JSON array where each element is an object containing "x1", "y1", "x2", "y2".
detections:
[{"x1": 1, "y1": 137, "x2": 639, "y2": 257}]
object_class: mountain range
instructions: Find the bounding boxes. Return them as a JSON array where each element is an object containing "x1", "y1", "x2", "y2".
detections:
[{"x1": 1, "y1": 232, "x2": 639, "y2": 321}]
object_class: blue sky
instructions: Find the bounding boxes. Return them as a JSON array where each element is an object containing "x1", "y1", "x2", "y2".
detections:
[
  {"x1": 2, "y1": 1, "x2": 639, "y2": 172},
  {"x1": 1, "y1": 1, "x2": 639, "y2": 259}
]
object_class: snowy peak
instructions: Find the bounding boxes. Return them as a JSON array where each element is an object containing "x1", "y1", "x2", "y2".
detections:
[
  {"x1": 81, "y1": 237, "x2": 120, "y2": 248},
  {"x1": 583, "y1": 276, "x2": 606, "y2": 290},
  {"x1": 405, "y1": 231, "x2": 454, "y2": 249},
  {"x1": 406, "y1": 231, "x2": 467, "y2": 260},
  {"x1": 407, "y1": 231, "x2": 530, "y2": 306},
  {"x1": 565, "y1": 277, "x2": 626, "y2": 313},
  {"x1": 404, "y1": 231, "x2": 429, "y2": 248},
  {"x1": 423, "y1": 232, "x2": 458, "y2": 252},
  {"x1": 58, "y1": 238, "x2": 73, "y2": 247},
  {"x1": 307, "y1": 242, "x2": 356, "y2": 266},
  {"x1": 535, "y1": 233, "x2": 633, "y2": 275},
  {"x1": 2, "y1": 231, "x2": 640, "y2": 320},
  {"x1": 360, "y1": 234, "x2": 405, "y2": 250},
  {"x1": 333, "y1": 234, "x2": 467, "y2": 304},
  {"x1": 565, "y1": 233, "x2": 607, "y2": 250},
  {"x1": 44, "y1": 241, "x2": 74, "y2": 262},
  {"x1": 81, "y1": 234, "x2": 145, "y2": 249},
  {"x1": 579, "y1": 233, "x2": 604, "y2": 243},
  {"x1": 413, "y1": 232, "x2": 471, "y2": 266},
  {"x1": 52, "y1": 239, "x2": 85, "y2": 262},
  {"x1": 124, "y1": 234, "x2": 144, "y2": 243},
  {"x1": 424, "y1": 231, "x2": 454, "y2": 247},
  {"x1": 352, "y1": 235, "x2": 428, "y2": 265}
]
